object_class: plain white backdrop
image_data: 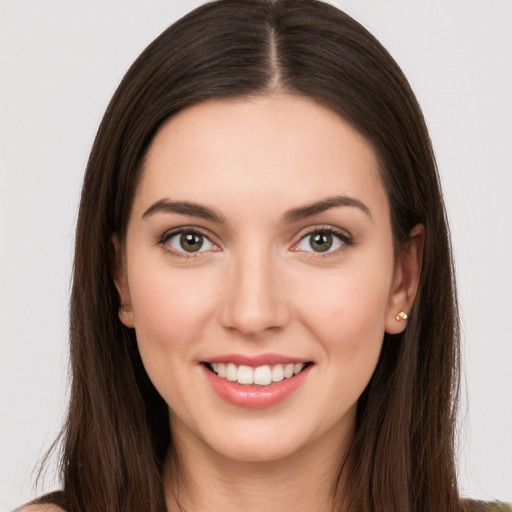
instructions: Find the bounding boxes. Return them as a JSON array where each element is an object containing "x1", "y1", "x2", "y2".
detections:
[{"x1": 1, "y1": 1, "x2": 511, "y2": 509}]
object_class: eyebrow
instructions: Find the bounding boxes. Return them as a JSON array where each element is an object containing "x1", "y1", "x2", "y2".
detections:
[
  {"x1": 142, "y1": 195, "x2": 371, "y2": 224},
  {"x1": 142, "y1": 199, "x2": 224, "y2": 223},
  {"x1": 282, "y1": 195, "x2": 371, "y2": 223}
]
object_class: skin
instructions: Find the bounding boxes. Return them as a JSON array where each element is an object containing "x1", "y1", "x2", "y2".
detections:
[{"x1": 113, "y1": 94, "x2": 423, "y2": 512}]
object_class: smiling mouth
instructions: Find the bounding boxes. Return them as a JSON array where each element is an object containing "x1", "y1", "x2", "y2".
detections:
[{"x1": 204, "y1": 362, "x2": 312, "y2": 387}]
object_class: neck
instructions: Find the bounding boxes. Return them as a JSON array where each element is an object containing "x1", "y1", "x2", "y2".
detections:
[{"x1": 163, "y1": 421, "x2": 351, "y2": 512}]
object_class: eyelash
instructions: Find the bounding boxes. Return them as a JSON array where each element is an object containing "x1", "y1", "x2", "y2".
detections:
[
  {"x1": 156, "y1": 225, "x2": 354, "y2": 259},
  {"x1": 292, "y1": 225, "x2": 354, "y2": 256},
  {"x1": 156, "y1": 226, "x2": 219, "y2": 260}
]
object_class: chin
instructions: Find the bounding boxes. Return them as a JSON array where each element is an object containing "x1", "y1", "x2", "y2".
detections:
[
  {"x1": 191, "y1": 416, "x2": 312, "y2": 464},
  {"x1": 213, "y1": 437, "x2": 305, "y2": 464}
]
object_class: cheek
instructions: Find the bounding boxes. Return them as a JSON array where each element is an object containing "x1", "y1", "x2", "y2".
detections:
[
  {"x1": 297, "y1": 264, "x2": 392, "y2": 343},
  {"x1": 126, "y1": 261, "x2": 222, "y2": 418},
  {"x1": 291, "y1": 250, "x2": 394, "y2": 394},
  {"x1": 127, "y1": 260, "x2": 218, "y2": 360}
]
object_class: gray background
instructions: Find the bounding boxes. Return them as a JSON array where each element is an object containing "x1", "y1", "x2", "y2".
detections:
[{"x1": 1, "y1": 1, "x2": 511, "y2": 508}]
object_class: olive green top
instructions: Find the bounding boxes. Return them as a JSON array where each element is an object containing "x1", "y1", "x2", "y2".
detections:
[{"x1": 488, "y1": 503, "x2": 512, "y2": 512}]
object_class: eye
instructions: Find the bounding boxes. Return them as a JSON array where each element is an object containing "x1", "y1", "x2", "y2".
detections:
[
  {"x1": 294, "y1": 228, "x2": 350, "y2": 254},
  {"x1": 164, "y1": 230, "x2": 216, "y2": 254}
]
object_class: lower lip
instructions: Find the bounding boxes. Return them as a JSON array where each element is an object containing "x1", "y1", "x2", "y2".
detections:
[{"x1": 202, "y1": 364, "x2": 312, "y2": 409}]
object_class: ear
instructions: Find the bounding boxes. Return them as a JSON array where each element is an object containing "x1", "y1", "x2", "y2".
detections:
[
  {"x1": 385, "y1": 224, "x2": 424, "y2": 334},
  {"x1": 111, "y1": 235, "x2": 135, "y2": 328}
]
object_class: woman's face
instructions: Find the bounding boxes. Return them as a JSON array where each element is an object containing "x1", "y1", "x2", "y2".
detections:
[{"x1": 114, "y1": 95, "x2": 420, "y2": 464}]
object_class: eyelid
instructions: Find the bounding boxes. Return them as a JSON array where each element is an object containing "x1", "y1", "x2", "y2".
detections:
[
  {"x1": 290, "y1": 225, "x2": 353, "y2": 255},
  {"x1": 156, "y1": 225, "x2": 220, "y2": 258}
]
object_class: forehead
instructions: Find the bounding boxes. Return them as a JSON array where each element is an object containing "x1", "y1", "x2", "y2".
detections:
[{"x1": 135, "y1": 94, "x2": 388, "y2": 219}]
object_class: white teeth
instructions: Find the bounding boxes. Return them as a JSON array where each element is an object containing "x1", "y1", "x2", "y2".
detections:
[
  {"x1": 254, "y1": 365, "x2": 272, "y2": 385},
  {"x1": 209, "y1": 361, "x2": 308, "y2": 386},
  {"x1": 271, "y1": 364, "x2": 284, "y2": 382},
  {"x1": 226, "y1": 363, "x2": 238, "y2": 382},
  {"x1": 293, "y1": 363, "x2": 304, "y2": 375},
  {"x1": 237, "y1": 365, "x2": 254, "y2": 385}
]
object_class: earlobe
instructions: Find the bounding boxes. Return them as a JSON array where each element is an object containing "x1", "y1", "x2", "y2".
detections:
[
  {"x1": 111, "y1": 235, "x2": 135, "y2": 328},
  {"x1": 385, "y1": 224, "x2": 424, "y2": 334}
]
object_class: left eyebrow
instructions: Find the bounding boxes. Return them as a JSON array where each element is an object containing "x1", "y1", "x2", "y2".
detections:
[
  {"x1": 281, "y1": 195, "x2": 371, "y2": 223},
  {"x1": 142, "y1": 199, "x2": 224, "y2": 223}
]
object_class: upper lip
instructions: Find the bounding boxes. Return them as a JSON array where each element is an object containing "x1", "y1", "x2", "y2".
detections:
[{"x1": 203, "y1": 353, "x2": 312, "y2": 367}]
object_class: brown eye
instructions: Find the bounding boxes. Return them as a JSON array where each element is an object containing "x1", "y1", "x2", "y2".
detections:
[
  {"x1": 180, "y1": 232, "x2": 204, "y2": 252},
  {"x1": 295, "y1": 229, "x2": 348, "y2": 254},
  {"x1": 309, "y1": 232, "x2": 333, "y2": 252},
  {"x1": 165, "y1": 230, "x2": 215, "y2": 254}
]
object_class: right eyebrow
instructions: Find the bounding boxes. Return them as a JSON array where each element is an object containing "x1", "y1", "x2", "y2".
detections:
[
  {"x1": 142, "y1": 199, "x2": 225, "y2": 223},
  {"x1": 281, "y1": 195, "x2": 372, "y2": 223}
]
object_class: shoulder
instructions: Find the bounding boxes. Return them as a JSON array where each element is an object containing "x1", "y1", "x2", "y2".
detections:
[
  {"x1": 15, "y1": 490, "x2": 68, "y2": 512},
  {"x1": 14, "y1": 505, "x2": 66, "y2": 512},
  {"x1": 487, "y1": 503, "x2": 512, "y2": 512},
  {"x1": 461, "y1": 500, "x2": 512, "y2": 512}
]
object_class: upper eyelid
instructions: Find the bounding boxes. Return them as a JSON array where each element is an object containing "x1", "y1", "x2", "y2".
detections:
[
  {"x1": 157, "y1": 225, "x2": 216, "y2": 244},
  {"x1": 157, "y1": 227, "x2": 219, "y2": 258},
  {"x1": 294, "y1": 224, "x2": 352, "y2": 241},
  {"x1": 290, "y1": 225, "x2": 354, "y2": 253}
]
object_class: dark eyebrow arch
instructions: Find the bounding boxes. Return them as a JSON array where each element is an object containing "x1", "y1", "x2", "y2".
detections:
[
  {"x1": 142, "y1": 199, "x2": 224, "y2": 223},
  {"x1": 282, "y1": 195, "x2": 371, "y2": 223}
]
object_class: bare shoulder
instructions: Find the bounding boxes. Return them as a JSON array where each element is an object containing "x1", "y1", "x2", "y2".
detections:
[{"x1": 15, "y1": 505, "x2": 66, "y2": 512}]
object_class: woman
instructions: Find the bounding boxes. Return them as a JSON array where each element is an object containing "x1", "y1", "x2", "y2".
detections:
[{"x1": 16, "y1": 0, "x2": 510, "y2": 511}]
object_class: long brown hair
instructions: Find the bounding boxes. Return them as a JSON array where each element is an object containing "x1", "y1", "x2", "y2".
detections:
[{"x1": 37, "y1": 1, "x2": 464, "y2": 510}]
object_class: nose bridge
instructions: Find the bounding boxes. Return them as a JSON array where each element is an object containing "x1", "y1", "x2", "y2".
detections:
[{"x1": 219, "y1": 241, "x2": 289, "y2": 335}]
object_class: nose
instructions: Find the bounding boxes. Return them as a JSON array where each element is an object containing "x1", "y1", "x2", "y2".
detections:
[{"x1": 218, "y1": 248, "x2": 290, "y2": 336}]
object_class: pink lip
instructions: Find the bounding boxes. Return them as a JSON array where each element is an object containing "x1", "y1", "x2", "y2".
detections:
[
  {"x1": 204, "y1": 353, "x2": 310, "y2": 366},
  {"x1": 201, "y1": 363, "x2": 312, "y2": 409}
]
